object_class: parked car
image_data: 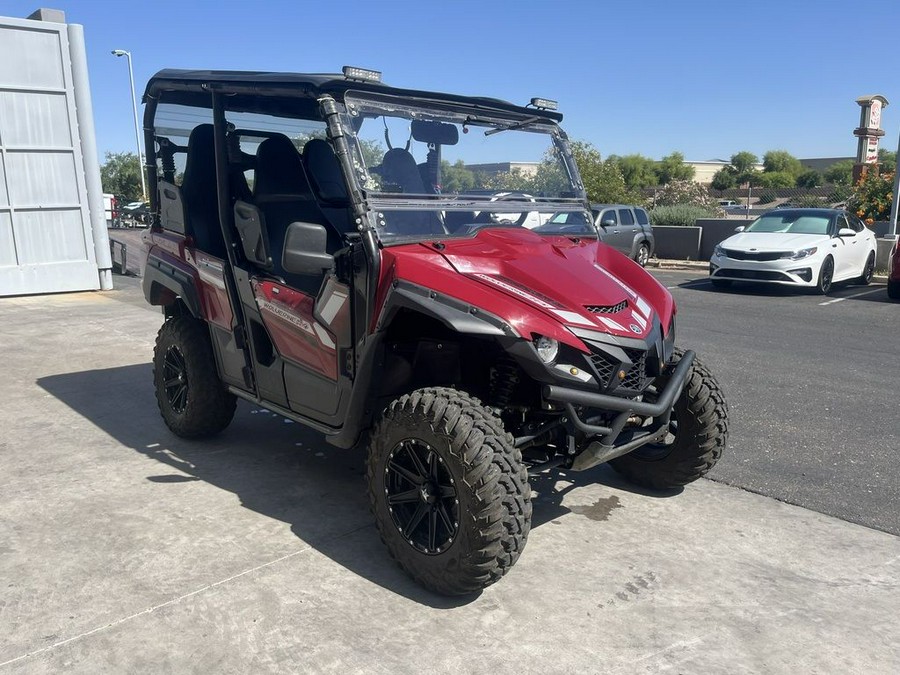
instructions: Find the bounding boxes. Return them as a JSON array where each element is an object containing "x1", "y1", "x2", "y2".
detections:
[
  {"x1": 718, "y1": 199, "x2": 738, "y2": 207},
  {"x1": 140, "y1": 66, "x2": 727, "y2": 596},
  {"x1": 888, "y1": 238, "x2": 900, "y2": 300},
  {"x1": 709, "y1": 208, "x2": 877, "y2": 294},
  {"x1": 538, "y1": 204, "x2": 655, "y2": 266}
]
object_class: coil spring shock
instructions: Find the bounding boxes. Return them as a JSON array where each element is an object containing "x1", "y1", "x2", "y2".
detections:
[
  {"x1": 159, "y1": 138, "x2": 176, "y2": 183},
  {"x1": 490, "y1": 357, "x2": 520, "y2": 410}
]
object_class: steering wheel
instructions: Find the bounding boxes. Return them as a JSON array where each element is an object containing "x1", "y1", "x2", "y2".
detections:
[{"x1": 490, "y1": 192, "x2": 533, "y2": 227}]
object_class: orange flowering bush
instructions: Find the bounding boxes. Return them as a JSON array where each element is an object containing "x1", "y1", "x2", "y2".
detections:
[{"x1": 850, "y1": 169, "x2": 894, "y2": 225}]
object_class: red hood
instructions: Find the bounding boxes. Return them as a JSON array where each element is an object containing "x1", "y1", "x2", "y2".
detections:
[{"x1": 378, "y1": 228, "x2": 674, "y2": 348}]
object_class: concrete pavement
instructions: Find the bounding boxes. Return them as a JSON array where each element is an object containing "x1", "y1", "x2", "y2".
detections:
[{"x1": 1, "y1": 283, "x2": 898, "y2": 673}]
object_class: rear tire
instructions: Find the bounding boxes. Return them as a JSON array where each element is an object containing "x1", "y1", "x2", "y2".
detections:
[
  {"x1": 635, "y1": 243, "x2": 650, "y2": 267},
  {"x1": 857, "y1": 252, "x2": 875, "y2": 285},
  {"x1": 816, "y1": 256, "x2": 834, "y2": 295},
  {"x1": 609, "y1": 349, "x2": 728, "y2": 490},
  {"x1": 367, "y1": 387, "x2": 531, "y2": 595},
  {"x1": 153, "y1": 316, "x2": 237, "y2": 438}
]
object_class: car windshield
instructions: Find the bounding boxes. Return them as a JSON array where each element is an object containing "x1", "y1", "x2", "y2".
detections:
[
  {"x1": 342, "y1": 94, "x2": 588, "y2": 243},
  {"x1": 745, "y1": 213, "x2": 831, "y2": 235}
]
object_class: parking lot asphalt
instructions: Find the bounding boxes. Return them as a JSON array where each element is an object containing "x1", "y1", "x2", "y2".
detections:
[
  {"x1": 649, "y1": 269, "x2": 900, "y2": 536},
  {"x1": 1, "y1": 277, "x2": 899, "y2": 672}
]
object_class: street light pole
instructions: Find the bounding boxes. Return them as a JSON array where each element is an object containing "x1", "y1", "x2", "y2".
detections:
[{"x1": 111, "y1": 49, "x2": 146, "y2": 200}]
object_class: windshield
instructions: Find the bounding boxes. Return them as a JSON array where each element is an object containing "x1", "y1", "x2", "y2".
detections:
[
  {"x1": 342, "y1": 94, "x2": 588, "y2": 242},
  {"x1": 745, "y1": 213, "x2": 832, "y2": 235}
]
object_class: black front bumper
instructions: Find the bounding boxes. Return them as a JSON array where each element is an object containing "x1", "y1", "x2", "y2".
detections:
[{"x1": 542, "y1": 350, "x2": 695, "y2": 471}]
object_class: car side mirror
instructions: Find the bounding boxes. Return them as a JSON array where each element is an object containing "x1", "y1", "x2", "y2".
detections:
[
  {"x1": 734, "y1": 226, "x2": 745, "y2": 233},
  {"x1": 838, "y1": 227, "x2": 855, "y2": 237},
  {"x1": 601, "y1": 218, "x2": 616, "y2": 228},
  {"x1": 283, "y1": 222, "x2": 334, "y2": 276}
]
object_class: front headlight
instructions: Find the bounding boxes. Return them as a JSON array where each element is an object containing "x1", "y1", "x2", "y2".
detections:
[
  {"x1": 783, "y1": 247, "x2": 818, "y2": 260},
  {"x1": 713, "y1": 244, "x2": 725, "y2": 257},
  {"x1": 532, "y1": 335, "x2": 559, "y2": 364}
]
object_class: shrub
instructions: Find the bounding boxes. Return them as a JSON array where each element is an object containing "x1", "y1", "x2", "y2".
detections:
[
  {"x1": 757, "y1": 191, "x2": 777, "y2": 204},
  {"x1": 828, "y1": 184, "x2": 853, "y2": 204},
  {"x1": 652, "y1": 180, "x2": 716, "y2": 209},
  {"x1": 793, "y1": 194, "x2": 825, "y2": 208},
  {"x1": 649, "y1": 204, "x2": 716, "y2": 227},
  {"x1": 849, "y1": 170, "x2": 894, "y2": 223}
]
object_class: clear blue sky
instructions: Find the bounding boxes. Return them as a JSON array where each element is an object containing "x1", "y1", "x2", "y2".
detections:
[{"x1": 5, "y1": 0, "x2": 899, "y2": 164}]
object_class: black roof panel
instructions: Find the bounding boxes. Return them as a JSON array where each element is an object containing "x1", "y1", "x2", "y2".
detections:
[{"x1": 143, "y1": 69, "x2": 563, "y2": 122}]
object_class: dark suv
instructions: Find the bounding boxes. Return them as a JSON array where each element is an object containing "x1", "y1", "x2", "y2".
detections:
[
  {"x1": 141, "y1": 67, "x2": 727, "y2": 595},
  {"x1": 539, "y1": 204, "x2": 655, "y2": 266}
]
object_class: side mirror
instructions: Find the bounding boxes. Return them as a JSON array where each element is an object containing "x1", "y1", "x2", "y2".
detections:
[
  {"x1": 838, "y1": 227, "x2": 855, "y2": 237},
  {"x1": 734, "y1": 226, "x2": 745, "y2": 233},
  {"x1": 601, "y1": 218, "x2": 616, "y2": 228},
  {"x1": 283, "y1": 222, "x2": 334, "y2": 276}
]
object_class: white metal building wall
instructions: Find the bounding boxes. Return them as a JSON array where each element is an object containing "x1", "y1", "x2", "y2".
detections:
[{"x1": 0, "y1": 12, "x2": 111, "y2": 296}]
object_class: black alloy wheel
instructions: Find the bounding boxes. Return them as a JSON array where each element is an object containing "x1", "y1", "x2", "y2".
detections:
[
  {"x1": 384, "y1": 439, "x2": 459, "y2": 555},
  {"x1": 859, "y1": 252, "x2": 875, "y2": 285},
  {"x1": 817, "y1": 256, "x2": 834, "y2": 295},
  {"x1": 162, "y1": 346, "x2": 189, "y2": 414}
]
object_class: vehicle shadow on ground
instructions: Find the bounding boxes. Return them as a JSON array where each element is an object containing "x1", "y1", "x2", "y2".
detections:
[
  {"x1": 38, "y1": 364, "x2": 680, "y2": 606},
  {"x1": 684, "y1": 279, "x2": 881, "y2": 299}
]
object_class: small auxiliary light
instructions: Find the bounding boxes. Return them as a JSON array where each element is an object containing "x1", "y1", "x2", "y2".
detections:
[
  {"x1": 342, "y1": 66, "x2": 382, "y2": 83},
  {"x1": 530, "y1": 97, "x2": 558, "y2": 111}
]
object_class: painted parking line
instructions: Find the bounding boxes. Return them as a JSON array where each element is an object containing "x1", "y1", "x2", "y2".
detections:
[{"x1": 819, "y1": 288, "x2": 885, "y2": 306}]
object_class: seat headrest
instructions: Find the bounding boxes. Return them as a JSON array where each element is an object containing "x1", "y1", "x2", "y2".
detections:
[
  {"x1": 181, "y1": 124, "x2": 216, "y2": 192},
  {"x1": 303, "y1": 139, "x2": 349, "y2": 204},
  {"x1": 254, "y1": 135, "x2": 310, "y2": 198},
  {"x1": 380, "y1": 148, "x2": 426, "y2": 194}
]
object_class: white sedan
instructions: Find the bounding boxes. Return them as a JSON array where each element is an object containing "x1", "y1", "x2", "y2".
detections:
[{"x1": 709, "y1": 208, "x2": 877, "y2": 294}]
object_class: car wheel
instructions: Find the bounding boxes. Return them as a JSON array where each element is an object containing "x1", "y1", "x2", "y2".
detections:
[
  {"x1": 367, "y1": 387, "x2": 531, "y2": 595},
  {"x1": 153, "y1": 317, "x2": 237, "y2": 438},
  {"x1": 609, "y1": 349, "x2": 728, "y2": 490},
  {"x1": 857, "y1": 252, "x2": 875, "y2": 285},
  {"x1": 634, "y1": 243, "x2": 650, "y2": 267},
  {"x1": 816, "y1": 256, "x2": 834, "y2": 295},
  {"x1": 888, "y1": 279, "x2": 900, "y2": 300}
]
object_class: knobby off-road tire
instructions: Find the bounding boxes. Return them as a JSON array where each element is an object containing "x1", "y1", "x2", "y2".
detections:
[
  {"x1": 609, "y1": 349, "x2": 728, "y2": 490},
  {"x1": 153, "y1": 316, "x2": 237, "y2": 438},
  {"x1": 367, "y1": 387, "x2": 531, "y2": 596}
]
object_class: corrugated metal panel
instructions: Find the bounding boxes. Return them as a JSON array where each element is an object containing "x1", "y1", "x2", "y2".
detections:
[{"x1": 0, "y1": 15, "x2": 101, "y2": 296}]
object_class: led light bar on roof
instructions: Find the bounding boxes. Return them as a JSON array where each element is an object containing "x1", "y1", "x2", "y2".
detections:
[
  {"x1": 530, "y1": 97, "x2": 558, "y2": 111},
  {"x1": 342, "y1": 66, "x2": 382, "y2": 83}
]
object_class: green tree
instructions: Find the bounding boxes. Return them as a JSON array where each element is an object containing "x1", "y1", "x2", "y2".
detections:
[
  {"x1": 879, "y1": 148, "x2": 897, "y2": 172},
  {"x1": 762, "y1": 150, "x2": 802, "y2": 176},
  {"x1": 608, "y1": 153, "x2": 658, "y2": 189},
  {"x1": 100, "y1": 151, "x2": 143, "y2": 202},
  {"x1": 440, "y1": 159, "x2": 475, "y2": 193},
  {"x1": 653, "y1": 179, "x2": 716, "y2": 209},
  {"x1": 569, "y1": 140, "x2": 637, "y2": 204},
  {"x1": 754, "y1": 171, "x2": 796, "y2": 188},
  {"x1": 824, "y1": 160, "x2": 854, "y2": 185},
  {"x1": 710, "y1": 168, "x2": 736, "y2": 190},
  {"x1": 656, "y1": 151, "x2": 695, "y2": 184},
  {"x1": 795, "y1": 169, "x2": 821, "y2": 189},
  {"x1": 730, "y1": 151, "x2": 759, "y2": 174}
]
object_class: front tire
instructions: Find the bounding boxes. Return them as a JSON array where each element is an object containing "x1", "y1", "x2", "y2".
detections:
[
  {"x1": 367, "y1": 387, "x2": 531, "y2": 595},
  {"x1": 609, "y1": 349, "x2": 728, "y2": 490},
  {"x1": 153, "y1": 316, "x2": 237, "y2": 438},
  {"x1": 816, "y1": 256, "x2": 834, "y2": 295},
  {"x1": 888, "y1": 279, "x2": 900, "y2": 300}
]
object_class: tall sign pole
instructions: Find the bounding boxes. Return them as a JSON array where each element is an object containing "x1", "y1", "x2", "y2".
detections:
[{"x1": 853, "y1": 95, "x2": 889, "y2": 184}]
